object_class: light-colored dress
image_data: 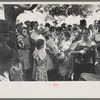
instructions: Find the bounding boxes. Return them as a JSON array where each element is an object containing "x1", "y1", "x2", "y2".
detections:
[
  {"x1": 17, "y1": 35, "x2": 32, "y2": 70},
  {"x1": 35, "y1": 55, "x2": 48, "y2": 81},
  {"x1": 33, "y1": 48, "x2": 48, "y2": 81}
]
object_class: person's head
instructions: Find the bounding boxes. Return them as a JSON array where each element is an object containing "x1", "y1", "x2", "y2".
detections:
[
  {"x1": 0, "y1": 42, "x2": 17, "y2": 71},
  {"x1": 30, "y1": 21, "x2": 35, "y2": 30},
  {"x1": 63, "y1": 27, "x2": 68, "y2": 34},
  {"x1": 35, "y1": 39, "x2": 44, "y2": 50},
  {"x1": 94, "y1": 20, "x2": 98, "y2": 30},
  {"x1": 72, "y1": 26, "x2": 78, "y2": 31},
  {"x1": 67, "y1": 25, "x2": 72, "y2": 32},
  {"x1": 33, "y1": 21, "x2": 39, "y2": 30},
  {"x1": 16, "y1": 20, "x2": 23, "y2": 32},
  {"x1": 45, "y1": 23, "x2": 51, "y2": 32},
  {"x1": 49, "y1": 26, "x2": 56, "y2": 33},
  {"x1": 61, "y1": 23, "x2": 66, "y2": 29},
  {"x1": 56, "y1": 27, "x2": 63, "y2": 35},
  {"x1": 24, "y1": 20, "x2": 31, "y2": 26},
  {"x1": 0, "y1": 20, "x2": 10, "y2": 43},
  {"x1": 49, "y1": 26, "x2": 56, "y2": 37},
  {"x1": 21, "y1": 27, "x2": 29, "y2": 37},
  {"x1": 88, "y1": 24, "x2": 94, "y2": 31},
  {"x1": 64, "y1": 31, "x2": 70, "y2": 40},
  {"x1": 80, "y1": 19, "x2": 87, "y2": 29},
  {"x1": 56, "y1": 27, "x2": 64, "y2": 40},
  {"x1": 81, "y1": 28, "x2": 90, "y2": 40},
  {"x1": 52, "y1": 20, "x2": 58, "y2": 26}
]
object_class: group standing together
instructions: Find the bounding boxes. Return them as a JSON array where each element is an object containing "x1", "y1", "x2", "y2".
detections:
[{"x1": 0, "y1": 18, "x2": 100, "y2": 81}]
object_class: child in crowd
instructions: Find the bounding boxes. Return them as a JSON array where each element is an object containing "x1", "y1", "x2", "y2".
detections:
[{"x1": 32, "y1": 39, "x2": 48, "y2": 81}]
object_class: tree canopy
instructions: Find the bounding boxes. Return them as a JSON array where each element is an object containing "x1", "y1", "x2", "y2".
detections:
[{"x1": 36, "y1": 4, "x2": 95, "y2": 18}]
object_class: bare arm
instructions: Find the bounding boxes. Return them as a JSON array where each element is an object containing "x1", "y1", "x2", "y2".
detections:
[
  {"x1": 70, "y1": 50, "x2": 81, "y2": 55},
  {"x1": 69, "y1": 41, "x2": 86, "y2": 55},
  {"x1": 36, "y1": 56, "x2": 47, "y2": 66}
]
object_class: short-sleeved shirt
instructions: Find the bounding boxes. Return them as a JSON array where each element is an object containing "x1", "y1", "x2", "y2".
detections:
[{"x1": 72, "y1": 39, "x2": 95, "y2": 64}]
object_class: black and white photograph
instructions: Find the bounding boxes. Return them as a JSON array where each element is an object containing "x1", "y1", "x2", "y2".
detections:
[{"x1": 0, "y1": 2, "x2": 100, "y2": 82}]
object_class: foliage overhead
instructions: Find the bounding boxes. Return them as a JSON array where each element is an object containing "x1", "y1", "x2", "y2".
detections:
[{"x1": 36, "y1": 4, "x2": 95, "y2": 18}]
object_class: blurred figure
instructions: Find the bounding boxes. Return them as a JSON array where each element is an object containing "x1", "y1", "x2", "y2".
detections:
[
  {"x1": 10, "y1": 55, "x2": 24, "y2": 81},
  {"x1": 0, "y1": 20, "x2": 11, "y2": 45},
  {"x1": 0, "y1": 42, "x2": 17, "y2": 81},
  {"x1": 0, "y1": 19, "x2": 23, "y2": 81}
]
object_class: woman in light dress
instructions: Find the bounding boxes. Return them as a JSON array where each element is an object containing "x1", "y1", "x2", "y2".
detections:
[{"x1": 17, "y1": 27, "x2": 32, "y2": 81}]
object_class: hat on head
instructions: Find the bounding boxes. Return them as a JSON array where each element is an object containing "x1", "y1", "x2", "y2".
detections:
[
  {"x1": 0, "y1": 42, "x2": 17, "y2": 62},
  {"x1": 24, "y1": 20, "x2": 31, "y2": 25},
  {"x1": 56, "y1": 27, "x2": 63, "y2": 32},
  {"x1": 45, "y1": 23, "x2": 51, "y2": 28},
  {"x1": 0, "y1": 20, "x2": 10, "y2": 33},
  {"x1": 61, "y1": 23, "x2": 66, "y2": 26},
  {"x1": 80, "y1": 19, "x2": 87, "y2": 27}
]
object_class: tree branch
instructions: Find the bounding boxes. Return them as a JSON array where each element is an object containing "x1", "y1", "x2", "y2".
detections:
[
  {"x1": 27, "y1": 4, "x2": 38, "y2": 10},
  {"x1": 14, "y1": 4, "x2": 38, "y2": 16},
  {"x1": 15, "y1": 4, "x2": 38, "y2": 10}
]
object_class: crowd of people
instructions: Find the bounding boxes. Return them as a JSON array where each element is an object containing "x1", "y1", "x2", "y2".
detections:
[{"x1": 0, "y1": 18, "x2": 100, "y2": 81}]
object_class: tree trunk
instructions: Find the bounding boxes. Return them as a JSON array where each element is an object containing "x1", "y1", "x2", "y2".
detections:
[
  {"x1": 4, "y1": 4, "x2": 37, "y2": 50},
  {"x1": 4, "y1": 5, "x2": 17, "y2": 49}
]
